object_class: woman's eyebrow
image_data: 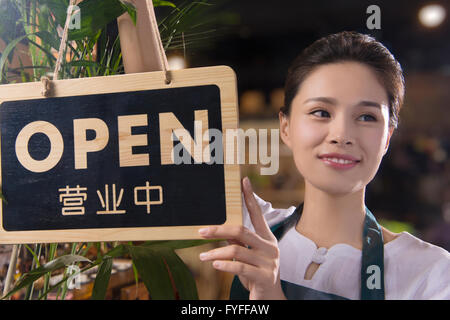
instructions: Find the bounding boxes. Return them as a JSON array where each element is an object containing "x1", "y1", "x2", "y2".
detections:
[
  {"x1": 303, "y1": 97, "x2": 382, "y2": 109},
  {"x1": 303, "y1": 97, "x2": 337, "y2": 105},
  {"x1": 355, "y1": 100, "x2": 382, "y2": 109}
]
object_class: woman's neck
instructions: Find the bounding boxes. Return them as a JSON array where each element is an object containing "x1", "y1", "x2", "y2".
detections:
[{"x1": 295, "y1": 182, "x2": 366, "y2": 250}]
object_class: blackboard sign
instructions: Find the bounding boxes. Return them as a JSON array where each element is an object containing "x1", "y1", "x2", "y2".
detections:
[{"x1": 0, "y1": 66, "x2": 242, "y2": 243}]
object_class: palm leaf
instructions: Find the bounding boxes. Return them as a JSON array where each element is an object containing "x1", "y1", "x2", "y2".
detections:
[
  {"x1": 90, "y1": 256, "x2": 113, "y2": 300},
  {"x1": 0, "y1": 33, "x2": 29, "y2": 82},
  {"x1": 68, "y1": 0, "x2": 131, "y2": 40},
  {"x1": 150, "y1": 245, "x2": 198, "y2": 299},
  {"x1": 1, "y1": 254, "x2": 91, "y2": 300},
  {"x1": 127, "y1": 245, "x2": 176, "y2": 300}
]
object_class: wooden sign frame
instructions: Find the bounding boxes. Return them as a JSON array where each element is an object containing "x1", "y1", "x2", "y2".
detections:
[{"x1": 0, "y1": 66, "x2": 242, "y2": 243}]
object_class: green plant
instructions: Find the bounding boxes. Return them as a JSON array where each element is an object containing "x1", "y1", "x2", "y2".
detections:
[
  {"x1": 2, "y1": 240, "x2": 218, "y2": 300},
  {"x1": 0, "y1": 0, "x2": 222, "y2": 300}
]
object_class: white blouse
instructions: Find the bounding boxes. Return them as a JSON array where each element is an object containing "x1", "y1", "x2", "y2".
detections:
[{"x1": 241, "y1": 193, "x2": 450, "y2": 300}]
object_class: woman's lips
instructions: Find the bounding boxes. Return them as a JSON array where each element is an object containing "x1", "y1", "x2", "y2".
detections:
[{"x1": 318, "y1": 153, "x2": 361, "y2": 170}]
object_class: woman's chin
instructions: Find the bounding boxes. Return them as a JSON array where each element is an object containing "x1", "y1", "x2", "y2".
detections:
[{"x1": 308, "y1": 179, "x2": 365, "y2": 196}]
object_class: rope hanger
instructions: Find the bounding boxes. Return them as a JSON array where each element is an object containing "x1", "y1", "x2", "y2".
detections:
[{"x1": 40, "y1": 0, "x2": 75, "y2": 96}]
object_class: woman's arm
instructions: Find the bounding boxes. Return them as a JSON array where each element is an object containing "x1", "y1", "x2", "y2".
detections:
[{"x1": 199, "y1": 177, "x2": 286, "y2": 300}]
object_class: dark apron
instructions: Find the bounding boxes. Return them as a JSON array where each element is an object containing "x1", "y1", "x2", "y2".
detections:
[{"x1": 230, "y1": 202, "x2": 385, "y2": 300}]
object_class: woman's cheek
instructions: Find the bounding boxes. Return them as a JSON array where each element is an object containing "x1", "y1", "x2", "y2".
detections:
[
  {"x1": 290, "y1": 120, "x2": 324, "y2": 174},
  {"x1": 291, "y1": 119, "x2": 324, "y2": 149},
  {"x1": 359, "y1": 131, "x2": 387, "y2": 180}
]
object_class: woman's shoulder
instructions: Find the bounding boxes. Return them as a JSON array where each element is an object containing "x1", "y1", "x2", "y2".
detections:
[
  {"x1": 384, "y1": 230, "x2": 450, "y2": 299},
  {"x1": 385, "y1": 230, "x2": 450, "y2": 262}
]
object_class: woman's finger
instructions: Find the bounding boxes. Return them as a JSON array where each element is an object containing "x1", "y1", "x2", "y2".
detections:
[
  {"x1": 242, "y1": 177, "x2": 275, "y2": 241},
  {"x1": 199, "y1": 225, "x2": 270, "y2": 250},
  {"x1": 226, "y1": 239, "x2": 247, "y2": 248},
  {"x1": 199, "y1": 244, "x2": 267, "y2": 267},
  {"x1": 211, "y1": 260, "x2": 262, "y2": 282}
]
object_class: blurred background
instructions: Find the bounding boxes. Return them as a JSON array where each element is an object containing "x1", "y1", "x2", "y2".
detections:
[
  {"x1": 158, "y1": 0, "x2": 450, "y2": 250},
  {"x1": 0, "y1": 0, "x2": 448, "y2": 300}
]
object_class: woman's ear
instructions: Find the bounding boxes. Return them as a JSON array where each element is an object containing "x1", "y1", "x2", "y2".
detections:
[
  {"x1": 383, "y1": 126, "x2": 395, "y2": 156},
  {"x1": 279, "y1": 111, "x2": 292, "y2": 149}
]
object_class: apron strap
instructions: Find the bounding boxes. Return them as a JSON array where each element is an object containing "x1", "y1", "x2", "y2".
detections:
[{"x1": 361, "y1": 207, "x2": 385, "y2": 300}]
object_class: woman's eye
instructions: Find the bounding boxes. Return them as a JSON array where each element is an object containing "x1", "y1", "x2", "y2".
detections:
[
  {"x1": 311, "y1": 110, "x2": 330, "y2": 118},
  {"x1": 359, "y1": 114, "x2": 377, "y2": 122}
]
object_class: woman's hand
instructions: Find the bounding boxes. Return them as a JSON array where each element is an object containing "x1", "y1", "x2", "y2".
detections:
[{"x1": 198, "y1": 177, "x2": 286, "y2": 300}]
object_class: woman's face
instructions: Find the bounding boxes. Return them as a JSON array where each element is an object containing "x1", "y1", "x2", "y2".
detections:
[{"x1": 280, "y1": 61, "x2": 394, "y2": 195}]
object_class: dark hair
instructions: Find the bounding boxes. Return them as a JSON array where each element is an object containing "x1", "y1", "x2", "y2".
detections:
[{"x1": 281, "y1": 31, "x2": 405, "y2": 129}]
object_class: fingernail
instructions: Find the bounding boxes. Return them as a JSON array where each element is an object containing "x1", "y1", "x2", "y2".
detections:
[
  {"x1": 198, "y1": 227, "x2": 209, "y2": 236},
  {"x1": 199, "y1": 252, "x2": 209, "y2": 260},
  {"x1": 213, "y1": 261, "x2": 222, "y2": 268},
  {"x1": 243, "y1": 176, "x2": 250, "y2": 189}
]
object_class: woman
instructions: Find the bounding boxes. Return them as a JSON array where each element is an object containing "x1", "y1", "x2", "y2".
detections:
[{"x1": 198, "y1": 31, "x2": 450, "y2": 299}]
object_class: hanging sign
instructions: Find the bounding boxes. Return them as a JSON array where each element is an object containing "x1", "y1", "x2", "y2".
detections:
[{"x1": 0, "y1": 66, "x2": 242, "y2": 243}]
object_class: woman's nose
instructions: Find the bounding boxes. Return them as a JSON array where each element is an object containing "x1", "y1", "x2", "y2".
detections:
[
  {"x1": 330, "y1": 136, "x2": 354, "y2": 146},
  {"x1": 327, "y1": 118, "x2": 355, "y2": 146}
]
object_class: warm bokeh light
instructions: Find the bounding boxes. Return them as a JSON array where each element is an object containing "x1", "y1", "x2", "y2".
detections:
[
  {"x1": 167, "y1": 55, "x2": 186, "y2": 70},
  {"x1": 240, "y1": 90, "x2": 265, "y2": 115},
  {"x1": 418, "y1": 4, "x2": 446, "y2": 28}
]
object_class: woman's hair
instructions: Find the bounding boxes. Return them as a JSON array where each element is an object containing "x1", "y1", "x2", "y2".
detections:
[{"x1": 281, "y1": 31, "x2": 405, "y2": 129}]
